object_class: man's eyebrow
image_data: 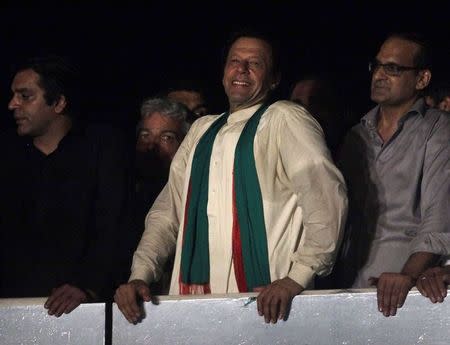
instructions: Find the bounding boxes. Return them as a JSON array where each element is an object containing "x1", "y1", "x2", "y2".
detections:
[
  {"x1": 161, "y1": 130, "x2": 178, "y2": 136},
  {"x1": 12, "y1": 87, "x2": 31, "y2": 93}
]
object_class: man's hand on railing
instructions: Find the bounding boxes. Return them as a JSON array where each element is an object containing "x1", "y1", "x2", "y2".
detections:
[
  {"x1": 44, "y1": 284, "x2": 88, "y2": 317},
  {"x1": 416, "y1": 266, "x2": 450, "y2": 303},
  {"x1": 256, "y1": 277, "x2": 304, "y2": 324},
  {"x1": 114, "y1": 279, "x2": 151, "y2": 323},
  {"x1": 369, "y1": 273, "x2": 415, "y2": 317}
]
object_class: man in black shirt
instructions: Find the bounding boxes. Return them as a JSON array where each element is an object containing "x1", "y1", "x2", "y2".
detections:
[{"x1": 0, "y1": 56, "x2": 130, "y2": 317}]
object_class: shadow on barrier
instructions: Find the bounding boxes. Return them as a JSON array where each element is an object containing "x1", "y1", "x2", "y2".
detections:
[{"x1": 1, "y1": 289, "x2": 450, "y2": 345}]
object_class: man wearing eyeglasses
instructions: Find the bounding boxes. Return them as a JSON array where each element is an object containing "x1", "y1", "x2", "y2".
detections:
[{"x1": 336, "y1": 33, "x2": 450, "y2": 317}]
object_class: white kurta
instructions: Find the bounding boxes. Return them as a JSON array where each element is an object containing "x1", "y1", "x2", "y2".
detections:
[{"x1": 129, "y1": 101, "x2": 348, "y2": 294}]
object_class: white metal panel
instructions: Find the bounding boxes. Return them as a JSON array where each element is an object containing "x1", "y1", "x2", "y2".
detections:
[
  {"x1": 112, "y1": 289, "x2": 450, "y2": 345},
  {"x1": 0, "y1": 298, "x2": 105, "y2": 345}
]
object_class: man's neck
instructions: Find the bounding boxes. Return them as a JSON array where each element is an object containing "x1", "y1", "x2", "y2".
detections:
[
  {"x1": 377, "y1": 97, "x2": 417, "y2": 143},
  {"x1": 33, "y1": 116, "x2": 72, "y2": 155}
]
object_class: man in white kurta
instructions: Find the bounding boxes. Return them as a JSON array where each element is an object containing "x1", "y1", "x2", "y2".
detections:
[
  {"x1": 115, "y1": 33, "x2": 347, "y2": 324},
  {"x1": 130, "y1": 100, "x2": 347, "y2": 294}
]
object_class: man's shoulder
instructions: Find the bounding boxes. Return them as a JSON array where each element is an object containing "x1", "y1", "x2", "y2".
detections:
[
  {"x1": 187, "y1": 114, "x2": 222, "y2": 137},
  {"x1": 268, "y1": 100, "x2": 309, "y2": 116},
  {"x1": 265, "y1": 100, "x2": 320, "y2": 126},
  {"x1": 423, "y1": 107, "x2": 450, "y2": 130}
]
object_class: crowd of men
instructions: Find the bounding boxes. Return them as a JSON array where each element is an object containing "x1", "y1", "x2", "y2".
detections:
[{"x1": 0, "y1": 29, "x2": 448, "y2": 325}]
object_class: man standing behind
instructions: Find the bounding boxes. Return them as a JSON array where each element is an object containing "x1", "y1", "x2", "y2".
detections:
[
  {"x1": 0, "y1": 56, "x2": 129, "y2": 316},
  {"x1": 338, "y1": 33, "x2": 450, "y2": 316},
  {"x1": 115, "y1": 29, "x2": 347, "y2": 324}
]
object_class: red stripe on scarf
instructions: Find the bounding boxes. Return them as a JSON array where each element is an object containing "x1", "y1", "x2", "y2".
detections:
[
  {"x1": 179, "y1": 181, "x2": 211, "y2": 295},
  {"x1": 232, "y1": 174, "x2": 248, "y2": 292}
]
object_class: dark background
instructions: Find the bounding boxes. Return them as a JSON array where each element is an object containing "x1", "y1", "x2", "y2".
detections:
[{"x1": 1, "y1": 3, "x2": 449, "y2": 130}]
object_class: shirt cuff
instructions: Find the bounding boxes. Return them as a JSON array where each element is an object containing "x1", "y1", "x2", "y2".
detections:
[
  {"x1": 408, "y1": 233, "x2": 450, "y2": 257},
  {"x1": 287, "y1": 263, "x2": 316, "y2": 289},
  {"x1": 128, "y1": 267, "x2": 155, "y2": 285}
]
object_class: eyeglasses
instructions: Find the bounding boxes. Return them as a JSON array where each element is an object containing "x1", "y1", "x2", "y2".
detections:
[{"x1": 368, "y1": 60, "x2": 420, "y2": 77}]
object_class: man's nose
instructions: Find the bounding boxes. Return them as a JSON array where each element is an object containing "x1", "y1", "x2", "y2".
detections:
[
  {"x1": 236, "y1": 61, "x2": 249, "y2": 73},
  {"x1": 372, "y1": 65, "x2": 387, "y2": 80},
  {"x1": 8, "y1": 95, "x2": 19, "y2": 110},
  {"x1": 145, "y1": 134, "x2": 159, "y2": 151}
]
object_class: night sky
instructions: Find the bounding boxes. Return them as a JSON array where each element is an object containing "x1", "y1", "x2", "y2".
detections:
[{"x1": 1, "y1": 3, "x2": 449, "y2": 130}]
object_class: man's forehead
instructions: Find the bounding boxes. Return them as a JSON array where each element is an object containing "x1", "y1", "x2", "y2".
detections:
[
  {"x1": 377, "y1": 38, "x2": 419, "y2": 64},
  {"x1": 142, "y1": 112, "x2": 181, "y2": 129},
  {"x1": 229, "y1": 37, "x2": 272, "y2": 57},
  {"x1": 12, "y1": 69, "x2": 40, "y2": 87}
]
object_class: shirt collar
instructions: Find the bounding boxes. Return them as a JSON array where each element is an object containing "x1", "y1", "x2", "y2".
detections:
[
  {"x1": 361, "y1": 97, "x2": 427, "y2": 129},
  {"x1": 227, "y1": 103, "x2": 264, "y2": 125}
]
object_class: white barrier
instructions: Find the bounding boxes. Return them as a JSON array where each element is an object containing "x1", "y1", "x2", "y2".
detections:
[
  {"x1": 112, "y1": 289, "x2": 450, "y2": 345},
  {"x1": 0, "y1": 298, "x2": 105, "y2": 345},
  {"x1": 1, "y1": 290, "x2": 449, "y2": 345}
]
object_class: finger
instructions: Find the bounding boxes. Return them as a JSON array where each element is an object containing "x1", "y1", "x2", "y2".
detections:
[
  {"x1": 382, "y1": 281, "x2": 393, "y2": 317},
  {"x1": 278, "y1": 295, "x2": 289, "y2": 321},
  {"x1": 416, "y1": 278, "x2": 427, "y2": 297},
  {"x1": 427, "y1": 278, "x2": 444, "y2": 303},
  {"x1": 419, "y1": 278, "x2": 437, "y2": 303},
  {"x1": 136, "y1": 284, "x2": 151, "y2": 302},
  {"x1": 45, "y1": 287, "x2": 62, "y2": 309},
  {"x1": 126, "y1": 286, "x2": 144, "y2": 322},
  {"x1": 396, "y1": 285, "x2": 409, "y2": 310},
  {"x1": 121, "y1": 288, "x2": 140, "y2": 323},
  {"x1": 269, "y1": 296, "x2": 280, "y2": 324},
  {"x1": 53, "y1": 295, "x2": 71, "y2": 317},
  {"x1": 256, "y1": 289, "x2": 266, "y2": 317},
  {"x1": 262, "y1": 292, "x2": 273, "y2": 323},
  {"x1": 47, "y1": 295, "x2": 65, "y2": 315},
  {"x1": 389, "y1": 285, "x2": 400, "y2": 316},
  {"x1": 437, "y1": 275, "x2": 448, "y2": 299},
  {"x1": 376, "y1": 280, "x2": 384, "y2": 314},
  {"x1": 115, "y1": 287, "x2": 137, "y2": 323},
  {"x1": 64, "y1": 299, "x2": 82, "y2": 314}
]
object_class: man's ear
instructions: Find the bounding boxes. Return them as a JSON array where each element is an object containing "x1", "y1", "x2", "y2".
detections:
[
  {"x1": 54, "y1": 95, "x2": 67, "y2": 114},
  {"x1": 416, "y1": 69, "x2": 431, "y2": 91}
]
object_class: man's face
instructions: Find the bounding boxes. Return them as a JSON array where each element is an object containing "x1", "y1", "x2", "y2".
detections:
[
  {"x1": 222, "y1": 37, "x2": 275, "y2": 112},
  {"x1": 438, "y1": 96, "x2": 450, "y2": 112},
  {"x1": 8, "y1": 69, "x2": 59, "y2": 137},
  {"x1": 167, "y1": 90, "x2": 207, "y2": 117},
  {"x1": 370, "y1": 38, "x2": 425, "y2": 106},
  {"x1": 136, "y1": 112, "x2": 183, "y2": 162}
]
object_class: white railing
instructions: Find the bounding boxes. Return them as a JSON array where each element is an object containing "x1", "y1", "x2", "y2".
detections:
[{"x1": 1, "y1": 289, "x2": 449, "y2": 345}]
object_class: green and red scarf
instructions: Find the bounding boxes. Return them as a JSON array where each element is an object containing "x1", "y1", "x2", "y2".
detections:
[{"x1": 179, "y1": 103, "x2": 271, "y2": 294}]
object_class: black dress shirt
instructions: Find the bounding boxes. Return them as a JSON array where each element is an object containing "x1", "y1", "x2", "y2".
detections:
[{"x1": 0, "y1": 124, "x2": 131, "y2": 299}]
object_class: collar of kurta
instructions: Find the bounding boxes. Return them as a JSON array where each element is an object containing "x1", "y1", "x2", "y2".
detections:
[{"x1": 179, "y1": 102, "x2": 272, "y2": 294}]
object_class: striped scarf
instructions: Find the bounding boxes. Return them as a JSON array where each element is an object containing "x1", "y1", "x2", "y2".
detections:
[{"x1": 179, "y1": 103, "x2": 271, "y2": 294}]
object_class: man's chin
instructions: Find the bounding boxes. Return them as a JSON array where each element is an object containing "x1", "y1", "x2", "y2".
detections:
[{"x1": 16, "y1": 127, "x2": 29, "y2": 136}]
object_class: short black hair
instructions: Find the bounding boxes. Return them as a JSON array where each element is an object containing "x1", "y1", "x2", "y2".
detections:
[
  {"x1": 14, "y1": 55, "x2": 81, "y2": 117},
  {"x1": 386, "y1": 32, "x2": 433, "y2": 70},
  {"x1": 221, "y1": 26, "x2": 281, "y2": 80}
]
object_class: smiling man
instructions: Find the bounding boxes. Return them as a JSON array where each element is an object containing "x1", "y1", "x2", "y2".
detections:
[
  {"x1": 337, "y1": 33, "x2": 450, "y2": 317},
  {"x1": 115, "y1": 29, "x2": 347, "y2": 324}
]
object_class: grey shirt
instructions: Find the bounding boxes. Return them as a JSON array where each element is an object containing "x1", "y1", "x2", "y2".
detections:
[{"x1": 339, "y1": 98, "x2": 450, "y2": 288}]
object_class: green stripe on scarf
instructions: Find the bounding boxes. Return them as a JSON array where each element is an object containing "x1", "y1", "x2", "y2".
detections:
[{"x1": 181, "y1": 104, "x2": 271, "y2": 290}]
